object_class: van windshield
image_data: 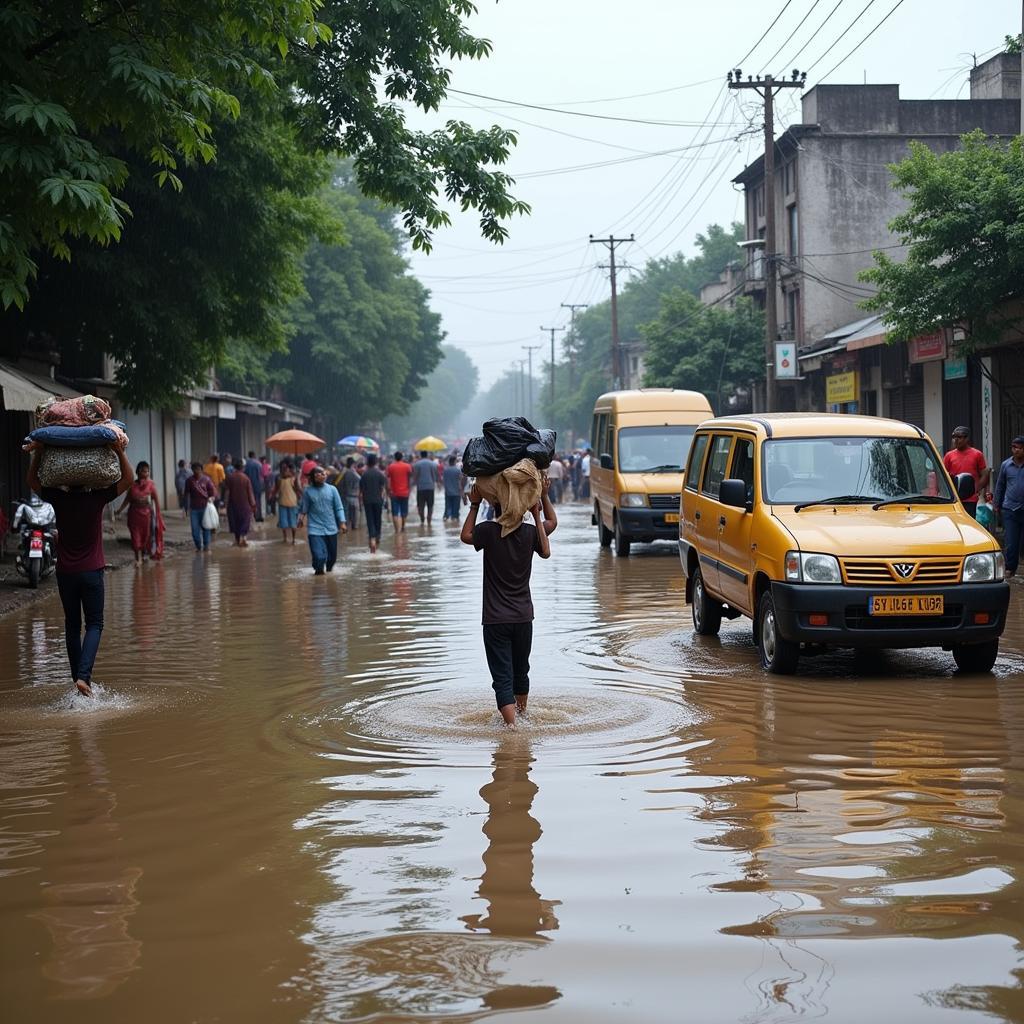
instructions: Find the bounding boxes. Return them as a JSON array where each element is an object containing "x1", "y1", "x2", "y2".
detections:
[
  {"x1": 763, "y1": 436, "x2": 953, "y2": 505},
  {"x1": 617, "y1": 426, "x2": 696, "y2": 473}
]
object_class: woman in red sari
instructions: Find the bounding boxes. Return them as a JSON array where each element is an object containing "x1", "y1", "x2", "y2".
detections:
[{"x1": 117, "y1": 461, "x2": 160, "y2": 565}]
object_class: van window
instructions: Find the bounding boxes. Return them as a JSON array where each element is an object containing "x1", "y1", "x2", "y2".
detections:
[
  {"x1": 685, "y1": 434, "x2": 709, "y2": 492},
  {"x1": 730, "y1": 438, "x2": 755, "y2": 502},
  {"x1": 617, "y1": 425, "x2": 695, "y2": 472},
  {"x1": 591, "y1": 414, "x2": 600, "y2": 452},
  {"x1": 596, "y1": 413, "x2": 609, "y2": 457},
  {"x1": 701, "y1": 435, "x2": 733, "y2": 499}
]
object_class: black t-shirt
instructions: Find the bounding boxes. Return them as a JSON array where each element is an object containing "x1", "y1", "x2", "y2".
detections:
[
  {"x1": 472, "y1": 520, "x2": 543, "y2": 624},
  {"x1": 359, "y1": 467, "x2": 387, "y2": 504}
]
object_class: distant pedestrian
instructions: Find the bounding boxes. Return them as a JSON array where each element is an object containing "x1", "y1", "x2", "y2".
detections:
[
  {"x1": 225, "y1": 458, "x2": 257, "y2": 546},
  {"x1": 204, "y1": 453, "x2": 226, "y2": 504},
  {"x1": 116, "y1": 461, "x2": 161, "y2": 566},
  {"x1": 994, "y1": 435, "x2": 1024, "y2": 580},
  {"x1": 184, "y1": 462, "x2": 217, "y2": 552},
  {"x1": 386, "y1": 450, "x2": 413, "y2": 532},
  {"x1": 340, "y1": 457, "x2": 361, "y2": 530},
  {"x1": 546, "y1": 456, "x2": 565, "y2": 504},
  {"x1": 244, "y1": 451, "x2": 265, "y2": 522},
  {"x1": 580, "y1": 448, "x2": 592, "y2": 499},
  {"x1": 568, "y1": 452, "x2": 581, "y2": 501},
  {"x1": 301, "y1": 452, "x2": 319, "y2": 482},
  {"x1": 223, "y1": 453, "x2": 235, "y2": 475},
  {"x1": 460, "y1": 481, "x2": 552, "y2": 727},
  {"x1": 442, "y1": 454, "x2": 465, "y2": 521},
  {"x1": 260, "y1": 456, "x2": 274, "y2": 514},
  {"x1": 298, "y1": 466, "x2": 346, "y2": 574},
  {"x1": 27, "y1": 436, "x2": 134, "y2": 697},
  {"x1": 412, "y1": 450, "x2": 438, "y2": 524},
  {"x1": 175, "y1": 459, "x2": 190, "y2": 517},
  {"x1": 359, "y1": 453, "x2": 388, "y2": 553},
  {"x1": 272, "y1": 459, "x2": 301, "y2": 544},
  {"x1": 944, "y1": 426, "x2": 991, "y2": 519}
]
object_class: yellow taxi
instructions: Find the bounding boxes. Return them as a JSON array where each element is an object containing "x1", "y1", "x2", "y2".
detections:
[
  {"x1": 679, "y1": 413, "x2": 1009, "y2": 674},
  {"x1": 591, "y1": 388, "x2": 713, "y2": 556}
]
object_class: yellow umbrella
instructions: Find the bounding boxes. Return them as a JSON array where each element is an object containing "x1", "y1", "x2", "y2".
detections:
[{"x1": 414, "y1": 435, "x2": 446, "y2": 452}]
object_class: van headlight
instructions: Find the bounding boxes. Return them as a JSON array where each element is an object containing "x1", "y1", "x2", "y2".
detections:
[
  {"x1": 620, "y1": 493, "x2": 646, "y2": 508},
  {"x1": 963, "y1": 552, "x2": 1003, "y2": 582},
  {"x1": 785, "y1": 550, "x2": 842, "y2": 583}
]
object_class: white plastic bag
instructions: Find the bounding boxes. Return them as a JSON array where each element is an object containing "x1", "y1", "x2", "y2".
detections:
[{"x1": 202, "y1": 502, "x2": 219, "y2": 531}]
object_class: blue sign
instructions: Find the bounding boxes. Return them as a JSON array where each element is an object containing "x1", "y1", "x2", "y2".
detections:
[{"x1": 944, "y1": 357, "x2": 968, "y2": 380}]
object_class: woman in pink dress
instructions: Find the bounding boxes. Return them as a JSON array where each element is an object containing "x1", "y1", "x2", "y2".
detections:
[{"x1": 117, "y1": 461, "x2": 160, "y2": 565}]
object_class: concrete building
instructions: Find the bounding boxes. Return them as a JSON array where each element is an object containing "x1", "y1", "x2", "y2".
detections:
[{"x1": 732, "y1": 53, "x2": 1020, "y2": 464}]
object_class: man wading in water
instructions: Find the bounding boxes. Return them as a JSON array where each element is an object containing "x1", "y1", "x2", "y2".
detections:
[{"x1": 461, "y1": 480, "x2": 553, "y2": 727}]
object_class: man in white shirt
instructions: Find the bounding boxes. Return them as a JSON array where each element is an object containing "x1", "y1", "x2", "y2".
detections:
[{"x1": 580, "y1": 448, "x2": 592, "y2": 499}]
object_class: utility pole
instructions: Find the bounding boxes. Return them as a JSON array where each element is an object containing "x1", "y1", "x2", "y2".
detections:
[
  {"x1": 522, "y1": 345, "x2": 542, "y2": 421},
  {"x1": 728, "y1": 68, "x2": 805, "y2": 411},
  {"x1": 561, "y1": 303, "x2": 588, "y2": 443},
  {"x1": 540, "y1": 325, "x2": 566, "y2": 425},
  {"x1": 590, "y1": 234, "x2": 633, "y2": 389},
  {"x1": 516, "y1": 358, "x2": 527, "y2": 416}
]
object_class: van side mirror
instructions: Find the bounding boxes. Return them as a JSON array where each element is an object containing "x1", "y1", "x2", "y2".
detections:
[
  {"x1": 600, "y1": 453, "x2": 613, "y2": 470},
  {"x1": 720, "y1": 478, "x2": 749, "y2": 510},
  {"x1": 955, "y1": 472, "x2": 975, "y2": 501}
]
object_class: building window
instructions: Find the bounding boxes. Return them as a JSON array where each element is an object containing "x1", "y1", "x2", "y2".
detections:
[
  {"x1": 787, "y1": 289, "x2": 799, "y2": 340},
  {"x1": 787, "y1": 203, "x2": 798, "y2": 257}
]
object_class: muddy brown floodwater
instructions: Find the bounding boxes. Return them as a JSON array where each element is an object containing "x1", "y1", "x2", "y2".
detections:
[{"x1": 3, "y1": 505, "x2": 1024, "y2": 1022}]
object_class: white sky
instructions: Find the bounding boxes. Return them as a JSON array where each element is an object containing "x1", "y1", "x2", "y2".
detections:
[{"x1": 403, "y1": 0, "x2": 1019, "y2": 388}]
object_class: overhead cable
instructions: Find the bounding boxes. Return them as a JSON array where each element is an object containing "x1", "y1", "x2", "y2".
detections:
[{"x1": 816, "y1": 0, "x2": 909, "y2": 83}]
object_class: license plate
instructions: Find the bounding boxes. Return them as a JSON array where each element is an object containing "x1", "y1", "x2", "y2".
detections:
[
  {"x1": 664, "y1": 512, "x2": 680, "y2": 523},
  {"x1": 28, "y1": 549, "x2": 43, "y2": 558},
  {"x1": 869, "y1": 595, "x2": 943, "y2": 615}
]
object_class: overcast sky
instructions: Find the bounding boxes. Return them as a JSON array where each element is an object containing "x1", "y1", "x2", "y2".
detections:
[{"x1": 402, "y1": 0, "x2": 1019, "y2": 389}]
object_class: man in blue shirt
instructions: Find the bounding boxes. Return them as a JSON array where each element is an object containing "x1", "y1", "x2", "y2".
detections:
[
  {"x1": 993, "y1": 435, "x2": 1024, "y2": 579},
  {"x1": 298, "y1": 466, "x2": 346, "y2": 575}
]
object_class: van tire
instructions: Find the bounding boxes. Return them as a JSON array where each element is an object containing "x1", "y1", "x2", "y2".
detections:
[
  {"x1": 952, "y1": 639, "x2": 998, "y2": 674},
  {"x1": 757, "y1": 591, "x2": 799, "y2": 674},
  {"x1": 596, "y1": 506, "x2": 612, "y2": 547},
  {"x1": 613, "y1": 515, "x2": 631, "y2": 557},
  {"x1": 691, "y1": 567, "x2": 722, "y2": 636}
]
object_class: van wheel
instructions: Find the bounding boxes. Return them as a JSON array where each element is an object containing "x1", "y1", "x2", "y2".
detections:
[
  {"x1": 691, "y1": 567, "x2": 722, "y2": 636},
  {"x1": 613, "y1": 515, "x2": 631, "y2": 557},
  {"x1": 596, "y1": 506, "x2": 612, "y2": 547},
  {"x1": 952, "y1": 640, "x2": 998, "y2": 674},
  {"x1": 757, "y1": 591, "x2": 799, "y2": 674}
]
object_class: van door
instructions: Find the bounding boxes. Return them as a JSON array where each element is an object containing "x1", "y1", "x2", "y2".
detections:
[
  {"x1": 694, "y1": 434, "x2": 733, "y2": 597},
  {"x1": 716, "y1": 436, "x2": 756, "y2": 614},
  {"x1": 592, "y1": 410, "x2": 612, "y2": 527}
]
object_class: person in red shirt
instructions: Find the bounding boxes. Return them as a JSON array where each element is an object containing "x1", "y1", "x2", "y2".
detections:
[
  {"x1": 386, "y1": 451, "x2": 413, "y2": 532},
  {"x1": 27, "y1": 437, "x2": 133, "y2": 697},
  {"x1": 943, "y1": 425, "x2": 991, "y2": 519},
  {"x1": 300, "y1": 453, "x2": 320, "y2": 482}
]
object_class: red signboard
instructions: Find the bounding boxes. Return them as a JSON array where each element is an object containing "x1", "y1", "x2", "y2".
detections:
[{"x1": 908, "y1": 331, "x2": 946, "y2": 364}]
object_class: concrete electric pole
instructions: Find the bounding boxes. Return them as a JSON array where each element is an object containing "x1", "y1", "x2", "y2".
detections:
[
  {"x1": 589, "y1": 234, "x2": 633, "y2": 389},
  {"x1": 522, "y1": 345, "x2": 542, "y2": 421},
  {"x1": 728, "y1": 69, "x2": 805, "y2": 411},
  {"x1": 540, "y1": 325, "x2": 566, "y2": 425}
]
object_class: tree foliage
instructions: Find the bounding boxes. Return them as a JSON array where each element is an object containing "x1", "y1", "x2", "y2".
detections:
[
  {"x1": 861, "y1": 132, "x2": 1024, "y2": 348},
  {"x1": 0, "y1": 0, "x2": 528, "y2": 309},
  {"x1": 383, "y1": 345, "x2": 479, "y2": 443},
  {"x1": 641, "y1": 294, "x2": 764, "y2": 412}
]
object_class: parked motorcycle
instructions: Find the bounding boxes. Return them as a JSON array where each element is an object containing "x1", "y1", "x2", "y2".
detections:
[{"x1": 11, "y1": 497, "x2": 57, "y2": 588}]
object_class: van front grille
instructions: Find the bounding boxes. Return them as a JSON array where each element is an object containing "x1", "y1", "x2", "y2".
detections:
[
  {"x1": 841, "y1": 558, "x2": 962, "y2": 585},
  {"x1": 648, "y1": 493, "x2": 680, "y2": 510}
]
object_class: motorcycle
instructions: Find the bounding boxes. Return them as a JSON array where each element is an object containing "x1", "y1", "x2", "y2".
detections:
[{"x1": 11, "y1": 497, "x2": 57, "y2": 588}]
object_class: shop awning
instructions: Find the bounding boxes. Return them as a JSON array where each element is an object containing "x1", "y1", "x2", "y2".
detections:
[{"x1": 0, "y1": 361, "x2": 62, "y2": 412}]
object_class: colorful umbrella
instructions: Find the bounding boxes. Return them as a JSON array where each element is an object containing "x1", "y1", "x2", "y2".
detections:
[
  {"x1": 265, "y1": 429, "x2": 326, "y2": 457},
  {"x1": 337, "y1": 434, "x2": 380, "y2": 451},
  {"x1": 413, "y1": 435, "x2": 446, "y2": 452}
]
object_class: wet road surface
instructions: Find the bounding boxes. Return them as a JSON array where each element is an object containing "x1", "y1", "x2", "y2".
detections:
[{"x1": 2, "y1": 504, "x2": 1024, "y2": 1022}]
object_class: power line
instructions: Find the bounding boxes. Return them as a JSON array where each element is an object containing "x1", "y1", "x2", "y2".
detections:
[
  {"x1": 816, "y1": 0, "x2": 910, "y2": 83},
  {"x1": 773, "y1": 0, "x2": 846, "y2": 74},
  {"x1": 759, "y1": 0, "x2": 826, "y2": 73},
  {"x1": 804, "y1": 0, "x2": 879, "y2": 75},
  {"x1": 736, "y1": 0, "x2": 798, "y2": 65}
]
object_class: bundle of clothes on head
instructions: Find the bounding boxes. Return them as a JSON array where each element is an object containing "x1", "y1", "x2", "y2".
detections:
[
  {"x1": 463, "y1": 417, "x2": 556, "y2": 537},
  {"x1": 26, "y1": 395, "x2": 130, "y2": 489}
]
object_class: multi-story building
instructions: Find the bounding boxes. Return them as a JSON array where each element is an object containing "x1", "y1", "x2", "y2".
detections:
[{"x1": 733, "y1": 53, "x2": 1019, "y2": 455}]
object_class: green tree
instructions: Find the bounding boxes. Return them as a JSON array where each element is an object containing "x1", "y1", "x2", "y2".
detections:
[
  {"x1": 861, "y1": 131, "x2": 1024, "y2": 348},
  {"x1": 641, "y1": 294, "x2": 764, "y2": 413},
  {"x1": 0, "y1": 0, "x2": 527, "y2": 308},
  {"x1": 383, "y1": 345, "x2": 479, "y2": 443}
]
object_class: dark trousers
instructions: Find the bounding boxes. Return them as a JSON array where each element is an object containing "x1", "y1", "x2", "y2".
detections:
[
  {"x1": 344, "y1": 498, "x2": 359, "y2": 529},
  {"x1": 443, "y1": 493, "x2": 461, "y2": 519},
  {"x1": 1004, "y1": 506, "x2": 1024, "y2": 572},
  {"x1": 308, "y1": 533, "x2": 338, "y2": 573},
  {"x1": 56, "y1": 570, "x2": 105, "y2": 684},
  {"x1": 364, "y1": 502, "x2": 383, "y2": 540},
  {"x1": 417, "y1": 488, "x2": 435, "y2": 519},
  {"x1": 482, "y1": 621, "x2": 533, "y2": 709},
  {"x1": 963, "y1": 501, "x2": 977, "y2": 519}
]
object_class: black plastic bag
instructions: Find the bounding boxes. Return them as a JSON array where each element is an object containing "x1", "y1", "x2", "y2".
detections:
[{"x1": 463, "y1": 417, "x2": 557, "y2": 476}]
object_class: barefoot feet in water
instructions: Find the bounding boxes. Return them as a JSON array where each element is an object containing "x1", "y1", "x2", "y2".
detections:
[{"x1": 75, "y1": 679, "x2": 93, "y2": 698}]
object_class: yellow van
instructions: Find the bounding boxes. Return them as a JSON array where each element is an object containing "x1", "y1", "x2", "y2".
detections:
[
  {"x1": 591, "y1": 389, "x2": 713, "y2": 555},
  {"x1": 679, "y1": 413, "x2": 1009, "y2": 674}
]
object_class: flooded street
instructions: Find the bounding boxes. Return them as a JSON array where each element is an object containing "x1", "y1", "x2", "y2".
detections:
[{"x1": 3, "y1": 504, "x2": 1024, "y2": 1023}]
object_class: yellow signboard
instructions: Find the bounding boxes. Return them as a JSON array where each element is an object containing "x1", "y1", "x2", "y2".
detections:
[{"x1": 826, "y1": 370, "x2": 859, "y2": 405}]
